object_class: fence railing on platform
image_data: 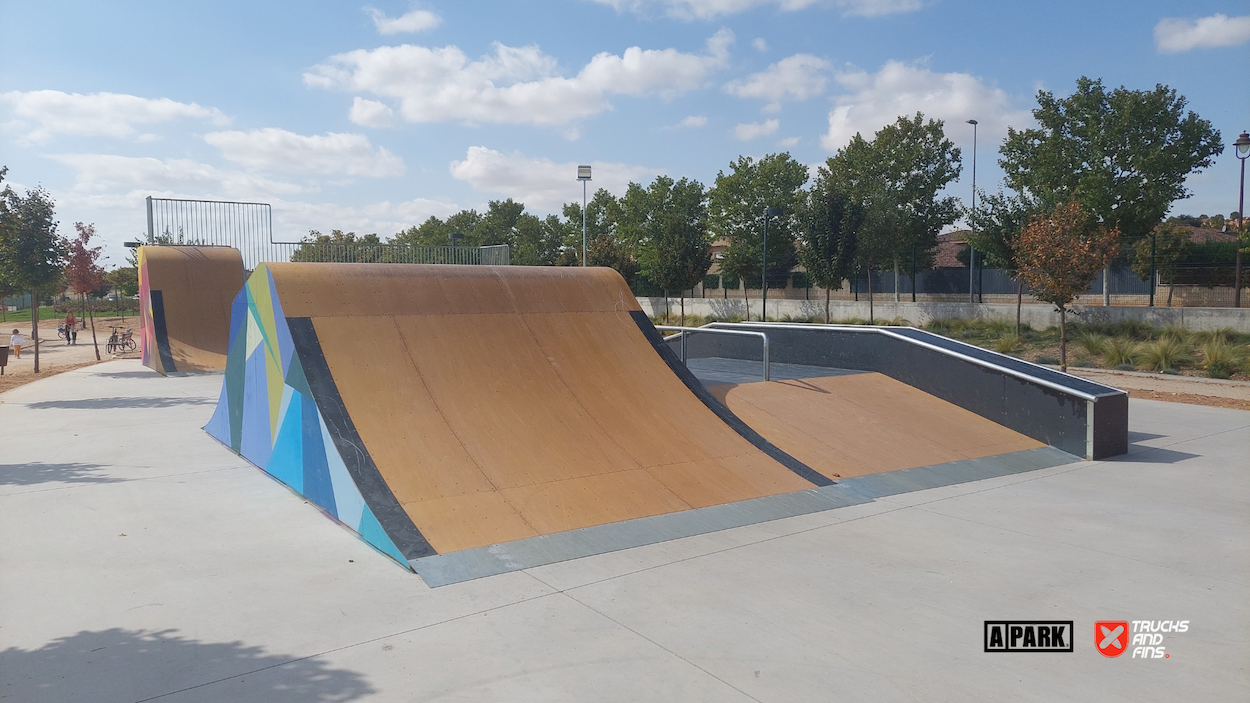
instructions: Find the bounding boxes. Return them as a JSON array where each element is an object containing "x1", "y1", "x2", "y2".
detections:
[{"x1": 144, "y1": 196, "x2": 510, "y2": 268}]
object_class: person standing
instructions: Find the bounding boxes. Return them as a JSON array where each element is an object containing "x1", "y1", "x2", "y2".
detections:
[
  {"x1": 65, "y1": 311, "x2": 77, "y2": 345},
  {"x1": 10, "y1": 329, "x2": 24, "y2": 359}
]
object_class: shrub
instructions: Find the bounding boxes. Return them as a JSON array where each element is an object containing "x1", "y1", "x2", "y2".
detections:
[
  {"x1": 1036, "y1": 355, "x2": 1059, "y2": 365},
  {"x1": 1074, "y1": 331, "x2": 1108, "y2": 357},
  {"x1": 1114, "y1": 363, "x2": 1136, "y2": 371},
  {"x1": 1073, "y1": 356, "x2": 1096, "y2": 368},
  {"x1": 1108, "y1": 319, "x2": 1154, "y2": 340},
  {"x1": 790, "y1": 272, "x2": 809, "y2": 289},
  {"x1": 983, "y1": 318, "x2": 1013, "y2": 336},
  {"x1": 1138, "y1": 337, "x2": 1191, "y2": 372},
  {"x1": 702, "y1": 274, "x2": 720, "y2": 290},
  {"x1": 1200, "y1": 340, "x2": 1244, "y2": 379},
  {"x1": 993, "y1": 334, "x2": 1019, "y2": 354},
  {"x1": 1158, "y1": 326, "x2": 1192, "y2": 344},
  {"x1": 1102, "y1": 338, "x2": 1141, "y2": 368}
]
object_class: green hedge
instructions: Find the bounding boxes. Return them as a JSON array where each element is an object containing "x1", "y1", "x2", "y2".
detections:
[
  {"x1": 721, "y1": 274, "x2": 739, "y2": 290},
  {"x1": 703, "y1": 274, "x2": 720, "y2": 290},
  {"x1": 791, "y1": 272, "x2": 809, "y2": 289}
]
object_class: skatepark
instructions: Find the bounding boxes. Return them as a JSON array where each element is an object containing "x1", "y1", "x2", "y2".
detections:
[{"x1": 1, "y1": 246, "x2": 1247, "y2": 701}]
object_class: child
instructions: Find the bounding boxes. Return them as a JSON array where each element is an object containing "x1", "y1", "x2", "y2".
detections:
[{"x1": 10, "y1": 329, "x2": 24, "y2": 359}]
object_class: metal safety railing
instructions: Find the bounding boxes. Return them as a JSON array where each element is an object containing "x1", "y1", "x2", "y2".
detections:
[
  {"x1": 143, "y1": 196, "x2": 511, "y2": 269},
  {"x1": 708, "y1": 322, "x2": 1114, "y2": 402},
  {"x1": 656, "y1": 325, "x2": 771, "y2": 381}
]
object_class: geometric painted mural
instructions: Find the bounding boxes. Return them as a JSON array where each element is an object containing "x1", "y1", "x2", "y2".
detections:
[{"x1": 203, "y1": 264, "x2": 408, "y2": 567}]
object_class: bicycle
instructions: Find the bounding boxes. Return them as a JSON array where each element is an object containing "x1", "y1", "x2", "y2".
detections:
[{"x1": 106, "y1": 327, "x2": 137, "y2": 354}]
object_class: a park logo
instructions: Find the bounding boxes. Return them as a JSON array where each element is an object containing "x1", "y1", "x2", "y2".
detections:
[
  {"x1": 1096, "y1": 621, "x2": 1130, "y2": 658},
  {"x1": 984, "y1": 621, "x2": 1073, "y2": 652}
]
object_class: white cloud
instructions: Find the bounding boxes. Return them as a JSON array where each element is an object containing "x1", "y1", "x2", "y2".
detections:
[
  {"x1": 724, "y1": 53, "x2": 829, "y2": 111},
  {"x1": 752, "y1": 37, "x2": 768, "y2": 52},
  {"x1": 0, "y1": 90, "x2": 228, "y2": 143},
  {"x1": 777, "y1": 136, "x2": 800, "y2": 147},
  {"x1": 1154, "y1": 14, "x2": 1250, "y2": 53},
  {"x1": 204, "y1": 128, "x2": 405, "y2": 177},
  {"x1": 304, "y1": 30, "x2": 733, "y2": 126},
  {"x1": 449, "y1": 146, "x2": 656, "y2": 211},
  {"x1": 734, "y1": 119, "x2": 779, "y2": 140},
  {"x1": 366, "y1": 7, "x2": 441, "y2": 34},
  {"x1": 821, "y1": 60, "x2": 1031, "y2": 151},
  {"x1": 349, "y1": 97, "x2": 395, "y2": 127},
  {"x1": 584, "y1": 0, "x2": 923, "y2": 20},
  {"x1": 679, "y1": 115, "x2": 709, "y2": 127},
  {"x1": 50, "y1": 154, "x2": 304, "y2": 199}
]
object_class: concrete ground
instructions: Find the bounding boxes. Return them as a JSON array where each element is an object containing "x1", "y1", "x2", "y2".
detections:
[{"x1": 1, "y1": 360, "x2": 1246, "y2": 702}]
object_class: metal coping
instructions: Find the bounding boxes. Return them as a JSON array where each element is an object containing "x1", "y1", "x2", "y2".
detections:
[{"x1": 709, "y1": 322, "x2": 1123, "y2": 402}]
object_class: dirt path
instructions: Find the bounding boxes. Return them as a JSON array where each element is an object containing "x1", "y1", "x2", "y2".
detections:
[
  {"x1": 1067, "y1": 367, "x2": 1250, "y2": 411},
  {"x1": 1, "y1": 316, "x2": 140, "y2": 395}
]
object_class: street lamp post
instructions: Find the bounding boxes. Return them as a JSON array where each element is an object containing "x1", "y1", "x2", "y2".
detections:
[
  {"x1": 967, "y1": 119, "x2": 978, "y2": 305},
  {"x1": 761, "y1": 207, "x2": 783, "y2": 321},
  {"x1": 1234, "y1": 132, "x2": 1250, "y2": 308},
  {"x1": 577, "y1": 166, "x2": 592, "y2": 266}
]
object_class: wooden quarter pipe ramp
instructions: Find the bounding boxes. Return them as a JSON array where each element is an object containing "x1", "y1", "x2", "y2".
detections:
[
  {"x1": 205, "y1": 263, "x2": 825, "y2": 581},
  {"x1": 139, "y1": 246, "x2": 244, "y2": 374}
]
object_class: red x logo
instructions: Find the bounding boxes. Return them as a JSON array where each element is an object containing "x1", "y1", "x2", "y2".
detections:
[{"x1": 1096, "y1": 621, "x2": 1129, "y2": 658}]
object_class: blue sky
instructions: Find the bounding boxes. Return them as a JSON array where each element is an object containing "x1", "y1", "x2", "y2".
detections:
[{"x1": 2, "y1": 0, "x2": 1248, "y2": 264}]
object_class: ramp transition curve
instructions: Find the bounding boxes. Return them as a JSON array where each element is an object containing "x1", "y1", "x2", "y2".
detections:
[
  {"x1": 205, "y1": 263, "x2": 822, "y2": 569},
  {"x1": 139, "y1": 245, "x2": 244, "y2": 374}
]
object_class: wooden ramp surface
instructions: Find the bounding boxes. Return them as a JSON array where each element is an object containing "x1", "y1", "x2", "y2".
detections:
[
  {"x1": 708, "y1": 373, "x2": 1044, "y2": 480},
  {"x1": 139, "y1": 246, "x2": 243, "y2": 373},
  {"x1": 269, "y1": 264, "x2": 815, "y2": 554}
]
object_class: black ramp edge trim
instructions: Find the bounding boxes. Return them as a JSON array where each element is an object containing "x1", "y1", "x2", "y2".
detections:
[
  {"x1": 149, "y1": 290, "x2": 177, "y2": 373},
  {"x1": 630, "y1": 310, "x2": 833, "y2": 487},
  {"x1": 286, "y1": 317, "x2": 436, "y2": 560}
]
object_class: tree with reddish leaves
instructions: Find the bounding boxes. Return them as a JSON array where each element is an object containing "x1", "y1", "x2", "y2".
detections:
[
  {"x1": 1016, "y1": 200, "x2": 1120, "y2": 371},
  {"x1": 65, "y1": 222, "x2": 106, "y2": 360}
]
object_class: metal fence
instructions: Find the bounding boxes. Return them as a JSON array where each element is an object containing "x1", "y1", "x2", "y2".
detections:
[{"x1": 144, "y1": 196, "x2": 510, "y2": 268}]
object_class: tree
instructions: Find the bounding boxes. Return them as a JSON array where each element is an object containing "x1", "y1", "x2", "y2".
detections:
[
  {"x1": 966, "y1": 190, "x2": 1037, "y2": 335},
  {"x1": 512, "y1": 214, "x2": 566, "y2": 266},
  {"x1": 822, "y1": 113, "x2": 962, "y2": 301},
  {"x1": 636, "y1": 177, "x2": 711, "y2": 324},
  {"x1": 65, "y1": 222, "x2": 106, "y2": 360},
  {"x1": 560, "y1": 189, "x2": 639, "y2": 284},
  {"x1": 709, "y1": 153, "x2": 809, "y2": 320},
  {"x1": 799, "y1": 181, "x2": 863, "y2": 323},
  {"x1": 106, "y1": 266, "x2": 139, "y2": 296},
  {"x1": 290, "y1": 230, "x2": 384, "y2": 262},
  {"x1": 1016, "y1": 201, "x2": 1120, "y2": 371},
  {"x1": 1130, "y1": 223, "x2": 1192, "y2": 307},
  {"x1": 1001, "y1": 77, "x2": 1222, "y2": 267},
  {"x1": 0, "y1": 184, "x2": 66, "y2": 372}
]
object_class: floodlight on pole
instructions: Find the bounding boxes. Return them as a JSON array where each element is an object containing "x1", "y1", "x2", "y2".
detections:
[
  {"x1": 1234, "y1": 132, "x2": 1250, "y2": 307},
  {"x1": 967, "y1": 119, "x2": 978, "y2": 304},
  {"x1": 578, "y1": 165, "x2": 592, "y2": 266},
  {"x1": 761, "y1": 207, "x2": 783, "y2": 322}
]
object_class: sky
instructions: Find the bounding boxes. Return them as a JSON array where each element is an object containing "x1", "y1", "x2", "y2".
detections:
[{"x1": 2, "y1": 0, "x2": 1249, "y2": 266}]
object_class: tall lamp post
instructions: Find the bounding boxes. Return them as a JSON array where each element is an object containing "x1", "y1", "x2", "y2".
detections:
[
  {"x1": 577, "y1": 165, "x2": 592, "y2": 266},
  {"x1": 761, "y1": 206, "x2": 783, "y2": 321},
  {"x1": 966, "y1": 119, "x2": 978, "y2": 305},
  {"x1": 1234, "y1": 132, "x2": 1250, "y2": 308}
]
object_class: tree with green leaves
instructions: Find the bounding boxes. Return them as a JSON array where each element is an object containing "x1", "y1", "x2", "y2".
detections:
[
  {"x1": 823, "y1": 113, "x2": 962, "y2": 302},
  {"x1": 635, "y1": 177, "x2": 711, "y2": 324},
  {"x1": 512, "y1": 214, "x2": 567, "y2": 266},
  {"x1": 1016, "y1": 201, "x2": 1120, "y2": 371},
  {"x1": 0, "y1": 183, "x2": 66, "y2": 372},
  {"x1": 1000, "y1": 77, "x2": 1222, "y2": 295},
  {"x1": 1130, "y1": 223, "x2": 1192, "y2": 307},
  {"x1": 290, "y1": 230, "x2": 384, "y2": 262},
  {"x1": 65, "y1": 222, "x2": 107, "y2": 360},
  {"x1": 966, "y1": 190, "x2": 1036, "y2": 335},
  {"x1": 559, "y1": 189, "x2": 638, "y2": 283},
  {"x1": 799, "y1": 180, "x2": 863, "y2": 323},
  {"x1": 709, "y1": 153, "x2": 809, "y2": 320}
]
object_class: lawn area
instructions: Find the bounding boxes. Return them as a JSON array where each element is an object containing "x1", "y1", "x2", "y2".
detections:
[
  {"x1": 650, "y1": 313, "x2": 1250, "y2": 381},
  {"x1": 1, "y1": 305, "x2": 58, "y2": 324}
]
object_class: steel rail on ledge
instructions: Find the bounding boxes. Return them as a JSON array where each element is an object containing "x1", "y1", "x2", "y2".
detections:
[
  {"x1": 655, "y1": 326, "x2": 771, "y2": 382},
  {"x1": 705, "y1": 321, "x2": 1109, "y2": 402}
]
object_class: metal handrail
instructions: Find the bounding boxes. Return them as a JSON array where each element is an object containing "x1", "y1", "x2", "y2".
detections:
[
  {"x1": 705, "y1": 322, "x2": 1114, "y2": 402},
  {"x1": 656, "y1": 326, "x2": 771, "y2": 381}
]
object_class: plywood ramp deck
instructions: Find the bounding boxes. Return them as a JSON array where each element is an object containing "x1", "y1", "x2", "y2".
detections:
[
  {"x1": 269, "y1": 264, "x2": 815, "y2": 554},
  {"x1": 139, "y1": 246, "x2": 244, "y2": 373},
  {"x1": 708, "y1": 373, "x2": 1044, "y2": 480}
]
